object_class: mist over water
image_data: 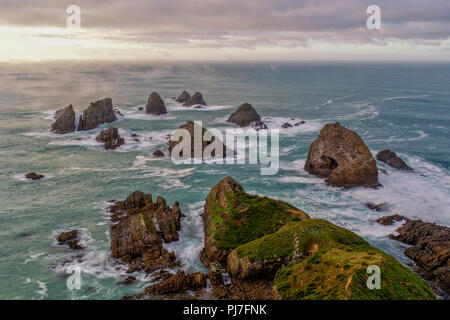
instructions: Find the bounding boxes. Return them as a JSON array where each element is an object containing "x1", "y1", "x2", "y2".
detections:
[{"x1": 0, "y1": 61, "x2": 449, "y2": 299}]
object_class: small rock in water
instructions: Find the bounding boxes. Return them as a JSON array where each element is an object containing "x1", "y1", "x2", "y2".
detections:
[
  {"x1": 96, "y1": 127, "x2": 125, "y2": 150},
  {"x1": 281, "y1": 123, "x2": 293, "y2": 129},
  {"x1": 365, "y1": 202, "x2": 388, "y2": 212},
  {"x1": 376, "y1": 214, "x2": 409, "y2": 226},
  {"x1": 25, "y1": 172, "x2": 44, "y2": 180},
  {"x1": 175, "y1": 90, "x2": 191, "y2": 103},
  {"x1": 57, "y1": 230, "x2": 85, "y2": 250},
  {"x1": 146, "y1": 92, "x2": 167, "y2": 115},
  {"x1": 183, "y1": 92, "x2": 206, "y2": 107},
  {"x1": 117, "y1": 276, "x2": 137, "y2": 286},
  {"x1": 294, "y1": 120, "x2": 306, "y2": 126},
  {"x1": 138, "y1": 107, "x2": 144, "y2": 111},
  {"x1": 153, "y1": 150, "x2": 164, "y2": 157},
  {"x1": 376, "y1": 149, "x2": 413, "y2": 171}
]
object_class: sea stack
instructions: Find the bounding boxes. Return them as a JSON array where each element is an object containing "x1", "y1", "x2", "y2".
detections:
[
  {"x1": 96, "y1": 127, "x2": 125, "y2": 150},
  {"x1": 51, "y1": 104, "x2": 76, "y2": 134},
  {"x1": 175, "y1": 90, "x2": 191, "y2": 103},
  {"x1": 304, "y1": 123, "x2": 380, "y2": 188},
  {"x1": 183, "y1": 92, "x2": 207, "y2": 107},
  {"x1": 78, "y1": 98, "x2": 117, "y2": 131},
  {"x1": 146, "y1": 92, "x2": 167, "y2": 115},
  {"x1": 227, "y1": 103, "x2": 265, "y2": 128}
]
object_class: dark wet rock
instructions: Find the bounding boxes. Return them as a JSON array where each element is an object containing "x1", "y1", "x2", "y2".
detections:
[
  {"x1": 376, "y1": 214, "x2": 410, "y2": 226},
  {"x1": 51, "y1": 105, "x2": 76, "y2": 134},
  {"x1": 389, "y1": 220, "x2": 449, "y2": 296},
  {"x1": 138, "y1": 107, "x2": 144, "y2": 111},
  {"x1": 152, "y1": 150, "x2": 164, "y2": 157},
  {"x1": 200, "y1": 176, "x2": 309, "y2": 267},
  {"x1": 150, "y1": 269, "x2": 174, "y2": 282},
  {"x1": 168, "y1": 121, "x2": 228, "y2": 159},
  {"x1": 376, "y1": 149, "x2": 413, "y2": 171},
  {"x1": 379, "y1": 169, "x2": 388, "y2": 175},
  {"x1": 117, "y1": 275, "x2": 136, "y2": 286},
  {"x1": 304, "y1": 123, "x2": 381, "y2": 188},
  {"x1": 208, "y1": 262, "x2": 224, "y2": 286},
  {"x1": 114, "y1": 109, "x2": 124, "y2": 117},
  {"x1": 175, "y1": 90, "x2": 191, "y2": 103},
  {"x1": 109, "y1": 191, "x2": 184, "y2": 273},
  {"x1": 144, "y1": 270, "x2": 207, "y2": 295},
  {"x1": 96, "y1": 127, "x2": 124, "y2": 150},
  {"x1": 183, "y1": 92, "x2": 206, "y2": 107},
  {"x1": 227, "y1": 103, "x2": 264, "y2": 128},
  {"x1": 57, "y1": 230, "x2": 85, "y2": 250},
  {"x1": 294, "y1": 121, "x2": 306, "y2": 126},
  {"x1": 25, "y1": 172, "x2": 44, "y2": 180},
  {"x1": 146, "y1": 92, "x2": 167, "y2": 115},
  {"x1": 281, "y1": 123, "x2": 293, "y2": 129},
  {"x1": 365, "y1": 202, "x2": 388, "y2": 212},
  {"x1": 78, "y1": 98, "x2": 117, "y2": 131}
]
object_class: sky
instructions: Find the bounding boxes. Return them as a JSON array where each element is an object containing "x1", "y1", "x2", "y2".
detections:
[{"x1": 0, "y1": 0, "x2": 449, "y2": 62}]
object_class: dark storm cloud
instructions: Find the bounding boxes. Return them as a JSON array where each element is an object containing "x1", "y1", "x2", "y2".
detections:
[{"x1": 1, "y1": 0, "x2": 449, "y2": 47}]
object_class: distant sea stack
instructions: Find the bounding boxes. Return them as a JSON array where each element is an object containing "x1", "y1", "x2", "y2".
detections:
[
  {"x1": 51, "y1": 104, "x2": 76, "y2": 134},
  {"x1": 227, "y1": 103, "x2": 265, "y2": 128},
  {"x1": 78, "y1": 98, "x2": 117, "y2": 131},
  {"x1": 146, "y1": 92, "x2": 167, "y2": 115},
  {"x1": 183, "y1": 92, "x2": 207, "y2": 107},
  {"x1": 175, "y1": 90, "x2": 191, "y2": 103},
  {"x1": 376, "y1": 149, "x2": 413, "y2": 171},
  {"x1": 304, "y1": 123, "x2": 380, "y2": 188}
]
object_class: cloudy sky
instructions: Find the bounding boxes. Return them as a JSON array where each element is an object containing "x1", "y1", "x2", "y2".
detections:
[{"x1": 1, "y1": 0, "x2": 449, "y2": 62}]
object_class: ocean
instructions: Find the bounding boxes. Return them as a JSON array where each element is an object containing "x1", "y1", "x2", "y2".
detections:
[{"x1": 0, "y1": 61, "x2": 449, "y2": 299}]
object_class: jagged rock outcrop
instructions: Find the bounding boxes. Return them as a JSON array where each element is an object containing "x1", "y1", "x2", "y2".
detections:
[
  {"x1": 25, "y1": 172, "x2": 44, "y2": 180},
  {"x1": 365, "y1": 202, "x2": 388, "y2": 212},
  {"x1": 376, "y1": 149, "x2": 413, "y2": 171},
  {"x1": 304, "y1": 123, "x2": 380, "y2": 188},
  {"x1": 175, "y1": 90, "x2": 191, "y2": 103},
  {"x1": 109, "y1": 191, "x2": 184, "y2": 273},
  {"x1": 152, "y1": 150, "x2": 164, "y2": 157},
  {"x1": 389, "y1": 220, "x2": 449, "y2": 296},
  {"x1": 183, "y1": 92, "x2": 206, "y2": 107},
  {"x1": 96, "y1": 127, "x2": 124, "y2": 150},
  {"x1": 146, "y1": 92, "x2": 167, "y2": 115},
  {"x1": 51, "y1": 105, "x2": 76, "y2": 134},
  {"x1": 376, "y1": 214, "x2": 409, "y2": 226},
  {"x1": 117, "y1": 276, "x2": 136, "y2": 286},
  {"x1": 227, "y1": 103, "x2": 264, "y2": 128},
  {"x1": 168, "y1": 121, "x2": 228, "y2": 159},
  {"x1": 281, "y1": 123, "x2": 293, "y2": 129},
  {"x1": 200, "y1": 177, "x2": 309, "y2": 267},
  {"x1": 57, "y1": 230, "x2": 85, "y2": 249},
  {"x1": 78, "y1": 98, "x2": 117, "y2": 131}
]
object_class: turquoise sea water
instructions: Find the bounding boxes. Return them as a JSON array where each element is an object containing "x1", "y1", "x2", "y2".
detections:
[{"x1": 0, "y1": 62, "x2": 449, "y2": 299}]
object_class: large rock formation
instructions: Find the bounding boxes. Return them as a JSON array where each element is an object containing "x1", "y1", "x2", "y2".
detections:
[
  {"x1": 57, "y1": 230, "x2": 85, "y2": 250},
  {"x1": 146, "y1": 92, "x2": 167, "y2": 115},
  {"x1": 376, "y1": 149, "x2": 413, "y2": 171},
  {"x1": 109, "y1": 191, "x2": 183, "y2": 273},
  {"x1": 227, "y1": 103, "x2": 264, "y2": 128},
  {"x1": 304, "y1": 123, "x2": 380, "y2": 188},
  {"x1": 200, "y1": 176, "x2": 309, "y2": 267},
  {"x1": 175, "y1": 90, "x2": 191, "y2": 103},
  {"x1": 51, "y1": 105, "x2": 76, "y2": 134},
  {"x1": 183, "y1": 92, "x2": 206, "y2": 107},
  {"x1": 96, "y1": 127, "x2": 124, "y2": 150},
  {"x1": 168, "y1": 121, "x2": 227, "y2": 159},
  {"x1": 388, "y1": 219, "x2": 449, "y2": 296},
  {"x1": 78, "y1": 98, "x2": 117, "y2": 131}
]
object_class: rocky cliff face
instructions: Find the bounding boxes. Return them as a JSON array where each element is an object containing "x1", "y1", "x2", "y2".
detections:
[
  {"x1": 389, "y1": 219, "x2": 449, "y2": 296},
  {"x1": 183, "y1": 92, "x2": 206, "y2": 107},
  {"x1": 96, "y1": 127, "x2": 124, "y2": 150},
  {"x1": 51, "y1": 104, "x2": 76, "y2": 134},
  {"x1": 109, "y1": 191, "x2": 183, "y2": 273},
  {"x1": 227, "y1": 103, "x2": 264, "y2": 128},
  {"x1": 304, "y1": 123, "x2": 380, "y2": 188},
  {"x1": 200, "y1": 176, "x2": 309, "y2": 267},
  {"x1": 146, "y1": 92, "x2": 167, "y2": 115},
  {"x1": 78, "y1": 98, "x2": 117, "y2": 131}
]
